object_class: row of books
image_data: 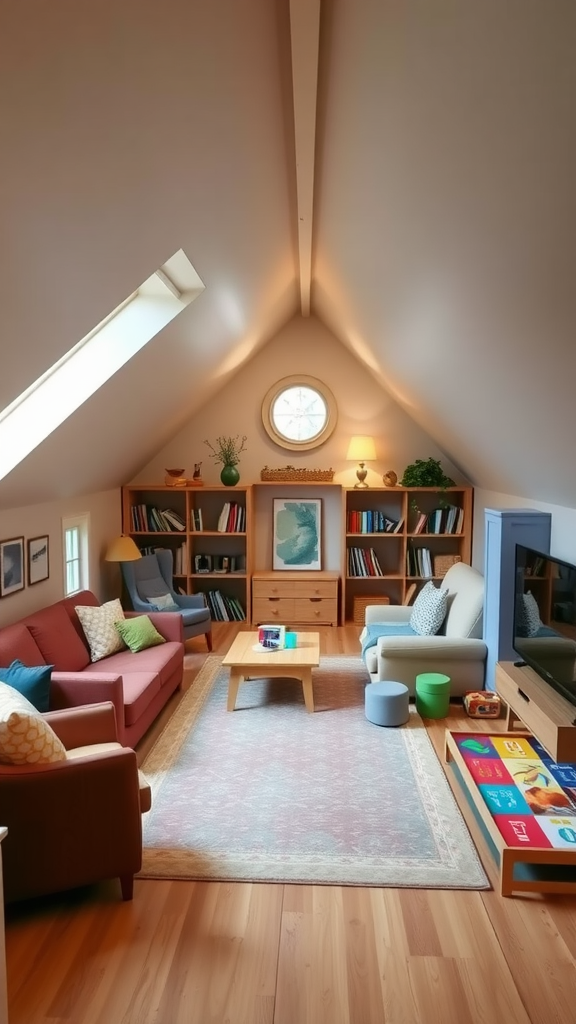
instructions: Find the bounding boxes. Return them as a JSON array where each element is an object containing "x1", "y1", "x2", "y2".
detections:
[
  {"x1": 217, "y1": 502, "x2": 246, "y2": 533},
  {"x1": 189, "y1": 502, "x2": 246, "y2": 532},
  {"x1": 406, "y1": 547, "x2": 433, "y2": 578},
  {"x1": 203, "y1": 590, "x2": 245, "y2": 621},
  {"x1": 347, "y1": 510, "x2": 403, "y2": 534},
  {"x1": 130, "y1": 504, "x2": 186, "y2": 532},
  {"x1": 412, "y1": 505, "x2": 464, "y2": 535},
  {"x1": 347, "y1": 546, "x2": 384, "y2": 577}
]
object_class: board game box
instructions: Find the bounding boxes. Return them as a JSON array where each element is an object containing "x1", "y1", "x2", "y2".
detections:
[{"x1": 450, "y1": 732, "x2": 576, "y2": 850}]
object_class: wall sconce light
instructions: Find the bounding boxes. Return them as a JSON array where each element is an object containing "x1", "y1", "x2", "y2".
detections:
[{"x1": 346, "y1": 435, "x2": 377, "y2": 488}]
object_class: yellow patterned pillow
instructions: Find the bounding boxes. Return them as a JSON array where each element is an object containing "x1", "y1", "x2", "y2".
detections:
[{"x1": 0, "y1": 681, "x2": 66, "y2": 764}]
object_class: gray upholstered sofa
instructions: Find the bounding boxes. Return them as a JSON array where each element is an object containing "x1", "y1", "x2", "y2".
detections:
[{"x1": 360, "y1": 561, "x2": 487, "y2": 696}]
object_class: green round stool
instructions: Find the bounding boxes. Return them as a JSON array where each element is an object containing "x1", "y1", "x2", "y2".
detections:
[{"x1": 415, "y1": 673, "x2": 451, "y2": 719}]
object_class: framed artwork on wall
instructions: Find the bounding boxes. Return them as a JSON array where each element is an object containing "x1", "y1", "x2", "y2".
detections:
[
  {"x1": 273, "y1": 499, "x2": 322, "y2": 570},
  {"x1": 27, "y1": 535, "x2": 50, "y2": 585},
  {"x1": 0, "y1": 536, "x2": 25, "y2": 597}
]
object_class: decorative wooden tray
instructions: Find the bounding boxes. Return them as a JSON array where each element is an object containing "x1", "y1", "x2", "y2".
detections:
[{"x1": 260, "y1": 466, "x2": 334, "y2": 482}]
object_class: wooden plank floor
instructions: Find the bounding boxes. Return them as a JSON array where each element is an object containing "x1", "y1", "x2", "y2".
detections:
[{"x1": 5, "y1": 624, "x2": 576, "y2": 1023}]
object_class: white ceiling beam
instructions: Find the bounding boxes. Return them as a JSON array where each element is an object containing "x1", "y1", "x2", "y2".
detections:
[{"x1": 289, "y1": 0, "x2": 321, "y2": 317}]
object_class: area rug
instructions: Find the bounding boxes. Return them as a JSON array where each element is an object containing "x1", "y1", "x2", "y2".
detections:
[{"x1": 138, "y1": 655, "x2": 489, "y2": 889}]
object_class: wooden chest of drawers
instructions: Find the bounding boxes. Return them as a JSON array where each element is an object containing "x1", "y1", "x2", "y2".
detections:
[{"x1": 251, "y1": 571, "x2": 339, "y2": 626}]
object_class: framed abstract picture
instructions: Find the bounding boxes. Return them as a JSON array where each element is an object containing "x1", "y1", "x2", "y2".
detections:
[
  {"x1": 273, "y1": 499, "x2": 321, "y2": 570},
  {"x1": 27, "y1": 535, "x2": 50, "y2": 585},
  {"x1": 0, "y1": 536, "x2": 25, "y2": 597}
]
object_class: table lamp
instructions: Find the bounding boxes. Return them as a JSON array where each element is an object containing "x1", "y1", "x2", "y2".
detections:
[{"x1": 347, "y1": 435, "x2": 377, "y2": 488}]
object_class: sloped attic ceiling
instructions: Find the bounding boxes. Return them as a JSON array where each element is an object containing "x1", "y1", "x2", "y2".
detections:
[{"x1": 1, "y1": 0, "x2": 576, "y2": 511}]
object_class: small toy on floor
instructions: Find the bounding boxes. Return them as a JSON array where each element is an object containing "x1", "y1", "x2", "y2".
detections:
[{"x1": 463, "y1": 691, "x2": 502, "y2": 718}]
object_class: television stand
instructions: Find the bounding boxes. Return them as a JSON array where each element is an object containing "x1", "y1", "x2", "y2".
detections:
[{"x1": 496, "y1": 661, "x2": 576, "y2": 762}]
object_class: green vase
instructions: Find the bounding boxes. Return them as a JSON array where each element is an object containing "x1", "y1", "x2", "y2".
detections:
[{"x1": 220, "y1": 464, "x2": 240, "y2": 486}]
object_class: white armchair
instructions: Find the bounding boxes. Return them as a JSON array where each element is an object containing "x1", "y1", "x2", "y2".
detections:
[{"x1": 360, "y1": 561, "x2": 487, "y2": 696}]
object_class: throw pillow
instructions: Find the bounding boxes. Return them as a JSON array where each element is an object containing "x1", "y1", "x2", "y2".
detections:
[
  {"x1": 0, "y1": 681, "x2": 67, "y2": 765},
  {"x1": 0, "y1": 659, "x2": 53, "y2": 712},
  {"x1": 75, "y1": 599, "x2": 127, "y2": 663},
  {"x1": 410, "y1": 580, "x2": 448, "y2": 636},
  {"x1": 522, "y1": 591, "x2": 543, "y2": 637},
  {"x1": 114, "y1": 615, "x2": 166, "y2": 653},
  {"x1": 149, "y1": 592, "x2": 180, "y2": 613}
]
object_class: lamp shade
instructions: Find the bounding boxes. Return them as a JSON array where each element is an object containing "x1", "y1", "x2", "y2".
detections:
[
  {"x1": 105, "y1": 535, "x2": 142, "y2": 562},
  {"x1": 346, "y1": 435, "x2": 377, "y2": 462}
]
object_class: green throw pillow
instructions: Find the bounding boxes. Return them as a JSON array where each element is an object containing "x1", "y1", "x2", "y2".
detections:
[{"x1": 114, "y1": 616, "x2": 166, "y2": 653}]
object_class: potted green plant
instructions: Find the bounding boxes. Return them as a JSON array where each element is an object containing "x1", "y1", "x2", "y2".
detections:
[
  {"x1": 204, "y1": 434, "x2": 248, "y2": 486},
  {"x1": 400, "y1": 457, "x2": 455, "y2": 488}
]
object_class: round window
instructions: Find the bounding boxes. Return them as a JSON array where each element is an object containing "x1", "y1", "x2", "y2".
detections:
[{"x1": 262, "y1": 376, "x2": 337, "y2": 451}]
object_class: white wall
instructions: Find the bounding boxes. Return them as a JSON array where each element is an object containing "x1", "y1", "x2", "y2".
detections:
[
  {"x1": 473, "y1": 488, "x2": 576, "y2": 572},
  {"x1": 134, "y1": 314, "x2": 467, "y2": 489},
  {"x1": 0, "y1": 489, "x2": 121, "y2": 627},
  {"x1": 133, "y1": 315, "x2": 469, "y2": 573}
]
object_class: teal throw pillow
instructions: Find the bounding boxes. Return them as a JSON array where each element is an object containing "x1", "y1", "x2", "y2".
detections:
[
  {"x1": 0, "y1": 659, "x2": 53, "y2": 712},
  {"x1": 114, "y1": 616, "x2": 166, "y2": 653}
]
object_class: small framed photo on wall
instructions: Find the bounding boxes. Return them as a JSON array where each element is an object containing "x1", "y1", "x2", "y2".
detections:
[
  {"x1": 0, "y1": 537, "x2": 25, "y2": 597},
  {"x1": 27, "y1": 535, "x2": 50, "y2": 586}
]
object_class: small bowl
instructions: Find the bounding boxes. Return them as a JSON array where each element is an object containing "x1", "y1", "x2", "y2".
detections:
[{"x1": 165, "y1": 468, "x2": 185, "y2": 477}]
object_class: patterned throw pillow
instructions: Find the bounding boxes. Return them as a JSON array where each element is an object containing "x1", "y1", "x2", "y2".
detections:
[
  {"x1": 114, "y1": 615, "x2": 166, "y2": 653},
  {"x1": 0, "y1": 681, "x2": 67, "y2": 765},
  {"x1": 150, "y1": 592, "x2": 180, "y2": 612},
  {"x1": 521, "y1": 591, "x2": 542, "y2": 637},
  {"x1": 75, "y1": 599, "x2": 127, "y2": 662},
  {"x1": 410, "y1": 581, "x2": 448, "y2": 636}
]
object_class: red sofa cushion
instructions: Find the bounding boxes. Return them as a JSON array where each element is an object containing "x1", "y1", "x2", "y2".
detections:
[
  {"x1": 25, "y1": 603, "x2": 91, "y2": 672},
  {"x1": 0, "y1": 622, "x2": 46, "y2": 667}
]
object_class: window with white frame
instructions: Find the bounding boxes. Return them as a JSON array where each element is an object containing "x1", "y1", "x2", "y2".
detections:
[{"x1": 62, "y1": 514, "x2": 90, "y2": 596}]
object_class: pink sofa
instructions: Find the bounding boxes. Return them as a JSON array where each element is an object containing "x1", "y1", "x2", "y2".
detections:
[{"x1": 0, "y1": 590, "x2": 185, "y2": 747}]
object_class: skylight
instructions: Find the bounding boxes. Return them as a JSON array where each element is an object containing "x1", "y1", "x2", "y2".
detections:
[{"x1": 0, "y1": 249, "x2": 204, "y2": 482}]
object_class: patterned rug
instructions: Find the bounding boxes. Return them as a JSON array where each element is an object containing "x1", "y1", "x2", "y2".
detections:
[{"x1": 138, "y1": 655, "x2": 489, "y2": 888}]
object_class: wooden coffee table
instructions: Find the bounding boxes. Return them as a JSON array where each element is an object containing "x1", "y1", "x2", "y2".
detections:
[{"x1": 222, "y1": 631, "x2": 320, "y2": 712}]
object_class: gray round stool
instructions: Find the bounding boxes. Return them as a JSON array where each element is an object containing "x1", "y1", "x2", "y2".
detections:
[{"x1": 365, "y1": 681, "x2": 410, "y2": 727}]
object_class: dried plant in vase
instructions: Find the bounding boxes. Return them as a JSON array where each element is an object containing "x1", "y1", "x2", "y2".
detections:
[{"x1": 204, "y1": 434, "x2": 248, "y2": 486}]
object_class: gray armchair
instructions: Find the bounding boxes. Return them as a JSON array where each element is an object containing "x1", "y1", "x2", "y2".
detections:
[{"x1": 121, "y1": 549, "x2": 212, "y2": 649}]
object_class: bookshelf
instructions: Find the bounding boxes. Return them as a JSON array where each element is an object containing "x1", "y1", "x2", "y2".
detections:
[
  {"x1": 121, "y1": 485, "x2": 253, "y2": 622},
  {"x1": 341, "y1": 486, "x2": 473, "y2": 623}
]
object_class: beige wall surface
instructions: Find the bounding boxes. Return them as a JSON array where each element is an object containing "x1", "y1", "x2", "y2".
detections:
[
  {"x1": 133, "y1": 314, "x2": 466, "y2": 490},
  {"x1": 0, "y1": 489, "x2": 121, "y2": 628}
]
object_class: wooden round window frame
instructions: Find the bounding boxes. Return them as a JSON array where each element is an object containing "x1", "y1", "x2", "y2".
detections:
[{"x1": 261, "y1": 375, "x2": 338, "y2": 451}]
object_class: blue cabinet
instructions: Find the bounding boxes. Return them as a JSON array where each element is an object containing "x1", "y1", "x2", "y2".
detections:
[{"x1": 483, "y1": 508, "x2": 551, "y2": 690}]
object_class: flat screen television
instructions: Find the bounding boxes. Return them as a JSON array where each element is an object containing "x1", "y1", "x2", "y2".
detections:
[{"x1": 513, "y1": 544, "x2": 576, "y2": 709}]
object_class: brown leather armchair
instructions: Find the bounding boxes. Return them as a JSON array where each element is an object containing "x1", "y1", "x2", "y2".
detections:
[{"x1": 0, "y1": 702, "x2": 151, "y2": 904}]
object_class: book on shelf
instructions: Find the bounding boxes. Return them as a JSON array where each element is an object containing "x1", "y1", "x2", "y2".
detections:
[
  {"x1": 190, "y1": 508, "x2": 204, "y2": 531},
  {"x1": 413, "y1": 512, "x2": 427, "y2": 534},
  {"x1": 160, "y1": 507, "x2": 186, "y2": 531},
  {"x1": 204, "y1": 589, "x2": 246, "y2": 621},
  {"x1": 347, "y1": 546, "x2": 383, "y2": 577}
]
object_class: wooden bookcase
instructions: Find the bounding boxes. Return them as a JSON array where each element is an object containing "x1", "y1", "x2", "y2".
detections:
[
  {"x1": 341, "y1": 486, "x2": 473, "y2": 623},
  {"x1": 121, "y1": 484, "x2": 253, "y2": 623}
]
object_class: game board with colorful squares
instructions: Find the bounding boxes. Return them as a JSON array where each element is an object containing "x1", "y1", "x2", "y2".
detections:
[{"x1": 451, "y1": 733, "x2": 576, "y2": 850}]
